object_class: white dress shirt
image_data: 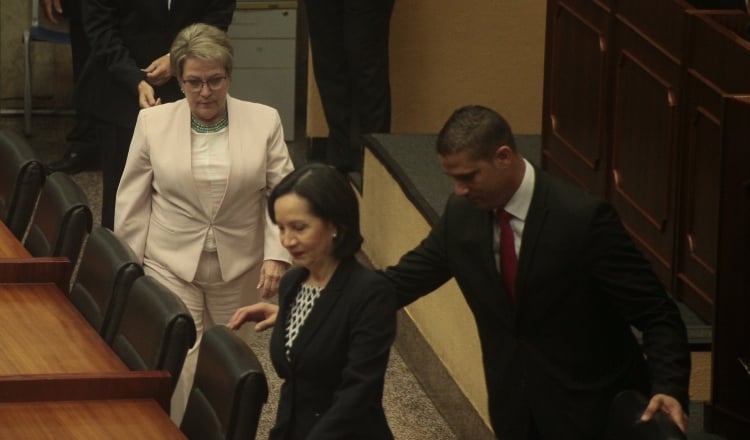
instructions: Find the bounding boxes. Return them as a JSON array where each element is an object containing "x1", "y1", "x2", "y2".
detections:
[{"x1": 493, "y1": 158, "x2": 535, "y2": 268}]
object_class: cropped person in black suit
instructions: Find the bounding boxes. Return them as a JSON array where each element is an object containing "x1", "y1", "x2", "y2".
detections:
[
  {"x1": 77, "y1": 0, "x2": 235, "y2": 228},
  {"x1": 383, "y1": 105, "x2": 691, "y2": 439},
  {"x1": 39, "y1": 0, "x2": 98, "y2": 174},
  {"x1": 306, "y1": 0, "x2": 395, "y2": 173},
  {"x1": 229, "y1": 163, "x2": 396, "y2": 439}
]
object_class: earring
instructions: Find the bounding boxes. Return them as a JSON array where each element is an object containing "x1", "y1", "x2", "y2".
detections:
[{"x1": 332, "y1": 232, "x2": 338, "y2": 239}]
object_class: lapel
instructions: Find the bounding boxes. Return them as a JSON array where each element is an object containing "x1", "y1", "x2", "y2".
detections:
[
  {"x1": 515, "y1": 167, "x2": 549, "y2": 307},
  {"x1": 172, "y1": 100, "x2": 210, "y2": 219},
  {"x1": 274, "y1": 268, "x2": 308, "y2": 374},
  {"x1": 286, "y1": 258, "x2": 356, "y2": 364},
  {"x1": 213, "y1": 96, "x2": 238, "y2": 219}
]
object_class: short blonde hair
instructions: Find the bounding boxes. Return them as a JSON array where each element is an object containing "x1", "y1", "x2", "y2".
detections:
[{"x1": 171, "y1": 23, "x2": 233, "y2": 80}]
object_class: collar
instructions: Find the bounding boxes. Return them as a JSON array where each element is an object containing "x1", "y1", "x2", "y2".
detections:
[{"x1": 499, "y1": 158, "x2": 535, "y2": 221}]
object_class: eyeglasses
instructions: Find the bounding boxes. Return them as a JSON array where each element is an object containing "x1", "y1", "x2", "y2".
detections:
[{"x1": 182, "y1": 76, "x2": 228, "y2": 92}]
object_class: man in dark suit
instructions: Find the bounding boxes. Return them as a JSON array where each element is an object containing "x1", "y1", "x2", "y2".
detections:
[
  {"x1": 40, "y1": 0, "x2": 99, "y2": 174},
  {"x1": 305, "y1": 0, "x2": 395, "y2": 173},
  {"x1": 383, "y1": 105, "x2": 691, "y2": 440},
  {"x1": 77, "y1": 0, "x2": 236, "y2": 228}
]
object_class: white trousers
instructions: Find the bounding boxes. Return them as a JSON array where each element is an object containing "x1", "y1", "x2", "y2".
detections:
[{"x1": 144, "y1": 250, "x2": 261, "y2": 425}]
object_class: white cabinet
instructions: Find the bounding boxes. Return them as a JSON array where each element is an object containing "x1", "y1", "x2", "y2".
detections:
[{"x1": 229, "y1": 2, "x2": 297, "y2": 141}]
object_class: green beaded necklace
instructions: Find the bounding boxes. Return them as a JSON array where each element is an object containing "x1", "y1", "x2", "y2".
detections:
[{"x1": 191, "y1": 113, "x2": 229, "y2": 133}]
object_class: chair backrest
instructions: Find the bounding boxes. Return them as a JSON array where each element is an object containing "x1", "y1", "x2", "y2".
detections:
[
  {"x1": 24, "y1": 171, "x2": 92, "y2": 267},
  {"x1": 0, "y1": 129, "x2": 45, "y2": 241},
  {"x1": 69, "y1": 226, "x2": 144, "y2": 344},
  {"x1": 110, "y1": 275, "x2": 196, "y2": 391},
  {"x1": 603, "y1": 390, "x2": 687, "y2": 440},
  {"x1": 180, "y1": 325, "x2": 269, "y2": 440}
]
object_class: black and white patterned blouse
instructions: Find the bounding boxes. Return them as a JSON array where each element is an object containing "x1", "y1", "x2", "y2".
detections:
[{"x1": 285, "y1": 283, "x2": 323, "y2": 359}]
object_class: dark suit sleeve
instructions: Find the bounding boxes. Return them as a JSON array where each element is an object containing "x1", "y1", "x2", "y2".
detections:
[
  {"x1": 199, "y1": 0, "x2": 236, "y2": 31},
  {"x1": 307, "y1": 277, "x2": 396, "y2": 439},
  {"x1": 82, "y1": 0, "x2": 145, "y2": 95},
  {"x1": 383, "y1": 208, "x2": 454, "y2": 308},
  {"x1": 587, "y1": 202, "x2": 691, "y2": 410}
]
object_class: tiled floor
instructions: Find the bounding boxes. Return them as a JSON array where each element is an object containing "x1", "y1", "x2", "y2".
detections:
[{"x1": 0, "y1": 114, "x2": 457, "y2": 439}]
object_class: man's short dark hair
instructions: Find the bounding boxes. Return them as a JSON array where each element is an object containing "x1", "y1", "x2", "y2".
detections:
[{"x1": 436, "y1": 105, "x2": 516, "y2": 160}]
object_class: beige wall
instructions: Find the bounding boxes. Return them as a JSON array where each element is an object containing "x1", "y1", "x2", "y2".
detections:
[
  {"x1": 307, "y1": 0, "x2": 548, "y2": 137},
  {"x1": 360, "y1": 148, "x2": 491, "y2": 427},
  {"x1": 0, "y1": 2, "x2": 73, "y2": 112}
]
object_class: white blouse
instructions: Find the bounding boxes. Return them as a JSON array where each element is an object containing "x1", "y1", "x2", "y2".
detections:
[
  {"x1": 191, "y1": 127, "x2": 229, "y2": 252},
  {"x1": 285, "y1": 283, "x2": 323, "y2": 359}
]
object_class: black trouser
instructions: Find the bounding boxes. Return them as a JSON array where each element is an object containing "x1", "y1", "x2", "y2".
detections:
[
  {"x1": 96, "y1": 121, "x2": 134, "y2": 229},
  {"x1": 64, "y1": 0, "x2": 98, "y2": 161},
  {"x1": 305, "y1": 0, "x2": 394, "y2": 171}
]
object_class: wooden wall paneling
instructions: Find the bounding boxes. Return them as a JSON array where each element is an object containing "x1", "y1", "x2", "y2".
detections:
[
  {"x1": 675, "y1": 11, "x2": 750, "y2": 322},
  {"x1": 675, "y1": 75, "x2": 723, "y2": 323},
  {"x1": 704, "y1": 95, "x2": 750, "y2": 438},
  {"x1": 608, "y1": 8, "x2": 686, "y2": 289},
  {"x1": 542, "y1": 0, "x2": 611, "y2": 196},
  {"x1": 686, "y1": 11, "x2": 750, "y2": 96},
  {"x1": 614, "y1": 0, "x2": 694, "y2": 60}
]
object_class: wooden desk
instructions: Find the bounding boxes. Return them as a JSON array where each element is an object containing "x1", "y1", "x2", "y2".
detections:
[
  {"x1": 0, "y1": 220, "x2": 30, "y2": 258},
  {"x1": 0, "y1": 282, "x2": 173, "y2": 410},
  {"x1": 0, "y1": 283, "x2": 125, "y2": 375},
  {"x1": 1, "y1": 220, "x2": 72, "y2": 291},
  {"x1": 0, "y1": 399, "x2": 186, "y2": 439},
  {"x1": 0, "y1": 258, "x2": 71, "y2": 292}
]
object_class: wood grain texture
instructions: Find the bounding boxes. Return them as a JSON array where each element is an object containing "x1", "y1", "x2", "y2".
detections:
[
  {"x1": 0, "y1": 399, "x2": 185, "y2": 439},
  {"x1": 0, "y1": 220, "x2": 30, "y2": 258},
  {"x1": 0, "y1": 283, "x2": 126, "y2": 375}
]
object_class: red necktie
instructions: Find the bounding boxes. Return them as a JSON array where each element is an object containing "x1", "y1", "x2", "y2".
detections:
[{"x1": 498, "y1": 210, "x2": 518, "y2": 300}]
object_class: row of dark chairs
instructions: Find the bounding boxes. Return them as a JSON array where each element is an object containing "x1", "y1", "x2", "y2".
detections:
[{"x1": 0, "y1": 128, "x2": 268, "y2": 439}]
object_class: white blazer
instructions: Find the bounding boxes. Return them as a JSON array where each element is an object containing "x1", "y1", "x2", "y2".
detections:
[{"x1": 115, "y1": 96, "x2": 293, "y2": 282}]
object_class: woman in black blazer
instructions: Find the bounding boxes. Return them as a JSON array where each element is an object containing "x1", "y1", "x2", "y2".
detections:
[{"x1": 229, "y1": 163, "x2": 396, "y2": 439}]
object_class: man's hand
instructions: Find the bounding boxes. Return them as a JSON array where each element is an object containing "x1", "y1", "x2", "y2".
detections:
[
  {"x1": 227, "y1": 302, "x2": 279, "y2": 332},
  {"x1": 40, "y1": 0, "x2": 63, "y2": 25},
  {"x1": 640, "y1": 393, "x2": 688, "y2": 433},
  {"x1": 142, "y1": 54, "x2": 173, "y2": 86}
]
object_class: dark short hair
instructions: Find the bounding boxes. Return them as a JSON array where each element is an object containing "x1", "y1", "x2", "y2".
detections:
[
  {"x1": 436, "y1": 105, "x2": 516, "y2": 160},
  {"x1": 268, "y1": 163, "x2": 363, "y2": 259}
]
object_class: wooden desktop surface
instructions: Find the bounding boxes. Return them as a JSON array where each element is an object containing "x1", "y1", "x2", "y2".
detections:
[
  {"x1": 0, "y1": 283, "x2": 126, "y2": 375},
  {"x1": 0, "y1": 220, "x2": 30, "y2": 258},
  {"x1": 0, "y1": 399, "x2": 186, "y2": 439}
]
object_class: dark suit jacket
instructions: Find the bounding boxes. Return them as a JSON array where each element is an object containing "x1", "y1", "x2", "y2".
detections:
[
  {"x1": 269, "y1": 258, "x2": 396, "y2": 440},
  {"x1": 77, "y1": 0, "x2": 235, "y2": 128},
  {"x1": 384, "y1": 168, "x2": 690, "y2": 440}
]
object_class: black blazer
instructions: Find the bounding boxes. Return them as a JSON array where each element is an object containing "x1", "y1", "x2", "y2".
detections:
[
  {"x1": 385, "y1": 168, "x2": 690, "y2": 440},
  {"x1": 269, "y1": 258, "x2": 396, "y2": 440},
  {"x1": 77, "y1": 0, "x2": 235, "y2": 127}
]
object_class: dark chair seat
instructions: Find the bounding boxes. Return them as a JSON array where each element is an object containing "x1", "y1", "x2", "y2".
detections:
[
  {"x1": 180, "y1": 325, "x2": 269, "y2": 440},
  {"x1": 69, "y1": 226, "x2": 144, "y2": 344},
  {"x1": 0, "y1": 129, "x2": 45, "y2": 241},
  {"x1": 111, "y1": 275, "x2": 196, "y2": 392}
]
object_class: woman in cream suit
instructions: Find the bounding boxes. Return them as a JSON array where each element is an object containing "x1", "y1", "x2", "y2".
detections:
[{"x1": 114, "y1": 23, "x2": 293, "y2": 423}]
